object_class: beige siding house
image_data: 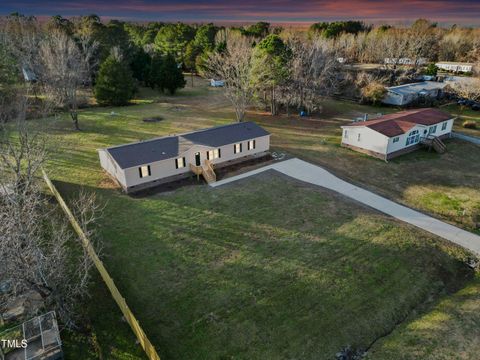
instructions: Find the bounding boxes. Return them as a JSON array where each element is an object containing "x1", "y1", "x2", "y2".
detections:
[
  {"x1": 341, "y1": 108, "x2": 455, "y2": 160},
  {"x1": 99, "y1": 122, "x2": 270, "y2": 192}
]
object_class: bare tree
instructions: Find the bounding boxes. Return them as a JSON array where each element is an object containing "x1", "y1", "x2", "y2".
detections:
[
  {"x1": 205, "y1": 33, "x2": 254, "y2": 122},
  {"x1": 408, "y1": 19, "x2": 439, "y2": 66},
  {"x1": 374, "y1": 28, "x2": 411, "y2": 84},
  {"x1": 38, "y1": 30, "x2": 98, "y2": 130},
  {"x1": 285, "y1": 37, "x2": 341, "y2": 114},
  {"x1": 449, "y1": 78, "x2": 480, "y2": 101},
  {"x1": 0, "y1": 111, "x2": 101, "y2": 327}
]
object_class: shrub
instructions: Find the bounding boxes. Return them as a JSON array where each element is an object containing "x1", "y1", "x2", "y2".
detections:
[
  {"x1": 463, "y1": 120, "x2": 477, "y2": 129},
  {"x1": 425, "y1": 63, "x2": 438, "y2": 76},
  {"x1": 361, "y1": 82, "x2": 387, "y2": 105}
]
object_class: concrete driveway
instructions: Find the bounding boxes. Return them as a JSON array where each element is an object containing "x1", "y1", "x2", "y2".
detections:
[{"x1": 211, "y1": 158, "x2": 480, "y2": 255}]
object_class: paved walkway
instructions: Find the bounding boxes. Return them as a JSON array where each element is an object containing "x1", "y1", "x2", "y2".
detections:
[
  {"x1": 211, "y1": 158, "x2": 480, "y2": 255},
  {"x1": 452, "y1": 131, "x2": 480, "y2": 145}
]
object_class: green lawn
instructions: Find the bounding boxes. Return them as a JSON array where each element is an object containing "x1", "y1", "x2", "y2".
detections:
[
  {"x1": 443, "y1": 103, "x2": 480, "y2": 137},
  {"x1": 254, "y1": 108, "x2": 480, "y2": 234},
  {"x1": 55, "y1": 174, "x2": 472, "y2": 359},
  {"x1": 34, "y1": 77, "x2": 480, "y2": 359},
  {"x1": 368, "y1": 274, "x2": 480, "y2": 360}
]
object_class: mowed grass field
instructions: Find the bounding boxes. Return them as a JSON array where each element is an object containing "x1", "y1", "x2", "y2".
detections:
[
  {"x1": 253, "y1": 105, "x2": 480, "y2": 234},
  {"x1": 368, "y1": 274, "x2": 480, "y2": 360},
  {"x1": 36, "y1": 77, "x2": 480, "y2": 359}
]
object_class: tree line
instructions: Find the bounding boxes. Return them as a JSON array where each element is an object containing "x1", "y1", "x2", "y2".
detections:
[{"x1": 2, "y1": 14, "x2": 480, "y2": 128}]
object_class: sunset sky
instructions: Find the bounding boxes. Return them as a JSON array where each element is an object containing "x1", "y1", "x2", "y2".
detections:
[{"x1": 2, "y1": 0, "x2": 480, "y2": 25}]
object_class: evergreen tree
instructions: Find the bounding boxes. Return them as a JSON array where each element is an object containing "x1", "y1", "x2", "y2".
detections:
[
  {"x1": 148, "y1": 54, "x2": 164, "y2": 90},
  {"x1": 94, "y1": 53, "x2": 135, "y2": 106},
  {"x1": 130, "y1": 47, "x2": 151, "y2": 84},
  {"x1": 251, "y1": 34, "x2": 291, "y2": 115},
  {"x1": 160, "y1": 54, "x2": 186, "y2": 95}
]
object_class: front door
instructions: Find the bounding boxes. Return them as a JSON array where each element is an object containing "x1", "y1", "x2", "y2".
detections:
[{"x1": 195, "y1": 152, "x2": 201, "y2": 166}]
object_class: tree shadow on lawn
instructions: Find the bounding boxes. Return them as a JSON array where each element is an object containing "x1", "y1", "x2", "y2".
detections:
[
  {"x1": 54, "y1": 174, "x2": 474, "y2": 360},
  {"x1": 368, "y1": 275, "x2": 480, "y2": 359}
]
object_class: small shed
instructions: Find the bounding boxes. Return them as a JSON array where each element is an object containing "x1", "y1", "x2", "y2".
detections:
[
  {"x1": 21, "y1": 67, "x2": 37, "y2": 83},
  {"x1": 210, "y1": 79, "x2": 225, "y2": 87}
]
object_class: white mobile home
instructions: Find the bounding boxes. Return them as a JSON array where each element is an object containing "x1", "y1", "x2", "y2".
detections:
[
  {"x1": 99, "y1": 122, "x2": 270, "y2": 193},
  {"x1": 382, "y1": 82, "x2": 446, "y2": 106},
  {"x1": 435, "y1": 62, "x2": 474, "y2": 73},
  {"x1": 384, "y1": 58, "x2": 427, "y2": 66},
  {"x1": 341, "y1": 108, "x2": 455, "y2": 160}
]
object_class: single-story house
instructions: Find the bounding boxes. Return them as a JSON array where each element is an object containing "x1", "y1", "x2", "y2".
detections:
[
  {"x1": 99, "y1": 121, "x2": 270, "y2": 193},
  {"x1": 435, "y1": 62, "x2": 474, "y2": 73},
  {"x1": 210, "y1": 79, "x2": 225, "y2": 87},
  {"x1": 341, "y1": 108, "x2": 455, "y2": 160},
  {"x1": 382, "y1": 81, "x2": 446, "y2": 106}
]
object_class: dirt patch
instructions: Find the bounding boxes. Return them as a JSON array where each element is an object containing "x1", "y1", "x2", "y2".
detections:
[
  {"x1": 98, "y1": 175, "x2": 121, "y2": 190},
  {"x1": 143, "y1": 116, "x2": 163, "y2": 123},
  {"x1": 132, "y1": 176, "x2": 204, "y2": 197},
  {"x1": 215, "y1": 155, "x2": 276, "y2": 180}
]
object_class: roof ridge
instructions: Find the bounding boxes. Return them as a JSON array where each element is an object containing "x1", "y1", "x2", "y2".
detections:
[{"x1": 106, "y1": 121, "x2": 257, "y2": 150}]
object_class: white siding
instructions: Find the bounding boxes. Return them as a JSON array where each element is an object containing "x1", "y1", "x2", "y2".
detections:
[
  {"x1": 385, "y1": 119, "x2": 454, "y2": 154},
  {"x1": 342, "y1": 126, "x2": 389, "y2": 155},
  {"x1": 386, "y1": 124, "x2": 426, "y2": 154},
  {"x1": 117, "y1": 135, "x2": 270, "y2": 188},
  {"x1": 436, "y1": 63, "x2": 473, "y2": 72}
]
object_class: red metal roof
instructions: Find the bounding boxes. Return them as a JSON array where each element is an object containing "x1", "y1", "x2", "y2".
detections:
[{"x1": 344, "y1": 108, "x2": 453, "y2": 137}]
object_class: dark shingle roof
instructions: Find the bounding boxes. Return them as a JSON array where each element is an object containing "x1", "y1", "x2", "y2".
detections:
[
  {"x1": 105, "y1": 121, "x2": 269, "y2": 169},
  {"x1": 343, "y1": 108, "x2": 453, "y2": 137}
]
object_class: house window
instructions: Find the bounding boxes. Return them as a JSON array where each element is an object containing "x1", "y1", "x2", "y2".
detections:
[
  {"x1": 207, "y1": 149, "x2": 221, "y2": 160},
  {"x1": 247, "y1": 140, "x2": 256, "y2": 150},
  {"x1": 393, "y1": 137, "x2": 399, "y2": 143},
  {"x1": 344, "y1": 130, "x2": 348, "y2": 139},
  {"x1": 405, "y1": 130, "x2": 420, "y2": 146},
  {"x1": 175, "y1": 157, "x2": 186, "y2": 169},
  {"x1": 139, "y1": 165, "x2": 151, "y2": 178},
  {"x1": 428, "y1": 125, "x2": 437, "y2": 134},
  {"x1": 234, "y1": 143, "x2": 242, "y2": 154},
  {"x1": 357, "y1": 133, "x2": 361, "y2": 142},
  {"x1": 441, "y1": 122, "x2": 447, "y2": 131}
]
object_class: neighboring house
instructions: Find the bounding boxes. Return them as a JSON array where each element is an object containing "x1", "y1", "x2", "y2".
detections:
[
  {"x1": 384, "y1": 58, "x2": 427, "y2": 66},
  {"x1": 382, "y1": 81, "x2": 446, "y2": 106},
  {"x1": 435, "y1": 62, "x2": 474, "y2": 73},
  {"x1": 341, "y1": 108, "x2": 455, "y2": 160},
  {"x1": 210, "y1": 79, "x2": 225, "y2": 87},
  {"x1": 99, "y1": 121, "x2": 270, "y2": 193}
]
